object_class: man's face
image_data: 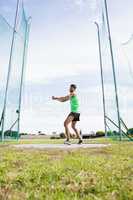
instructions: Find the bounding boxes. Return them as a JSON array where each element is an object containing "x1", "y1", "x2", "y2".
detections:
[{"x1": 69, "y1": 86, "x2": 74, "y2": 93}]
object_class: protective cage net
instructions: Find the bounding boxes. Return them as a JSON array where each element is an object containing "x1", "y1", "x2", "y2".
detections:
[
  {"x1": 98, "y1": 9, "x2": 120, "y2": 138},
  {"x1": 114, "y1": 35, "x2": 133, "y2": 141},
  {"x1": 97, "y1": 0, "x2": 133, "y2": 141},
  {"x1": 0, "y1": 3, "x2": 30, "y2": 140}
]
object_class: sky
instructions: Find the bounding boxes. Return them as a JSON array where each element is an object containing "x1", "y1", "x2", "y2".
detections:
[{"x1": 0, "y1": 0, "x2": 133, "y2": 134}]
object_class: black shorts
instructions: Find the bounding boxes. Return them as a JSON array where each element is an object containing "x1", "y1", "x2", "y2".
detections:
[{"x1": 68, "y1": 112, "x2": 80, "y2": 122}]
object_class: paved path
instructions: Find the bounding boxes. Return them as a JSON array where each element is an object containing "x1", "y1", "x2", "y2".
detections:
[{"x1": 13, "y1": 143, "x2": 110, "y2": 150}]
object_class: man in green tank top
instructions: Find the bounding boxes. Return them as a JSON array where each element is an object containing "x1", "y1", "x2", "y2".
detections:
[{"x1": 52, "y1": 84, "x2": 83, "y2": 145}]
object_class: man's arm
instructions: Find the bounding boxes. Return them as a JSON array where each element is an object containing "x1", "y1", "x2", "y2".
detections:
[{"x1": 52, "y1": 95, "x2": 70, "y2": 102}]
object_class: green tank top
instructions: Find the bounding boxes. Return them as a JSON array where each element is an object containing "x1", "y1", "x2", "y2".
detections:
[{"x1": 70, "y1": 95, "x2": 79, "y2": 113}]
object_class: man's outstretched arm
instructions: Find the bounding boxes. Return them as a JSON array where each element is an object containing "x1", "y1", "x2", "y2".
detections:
[{"x1": 52, "y1": 95, "x2": 70, "y2": 102}]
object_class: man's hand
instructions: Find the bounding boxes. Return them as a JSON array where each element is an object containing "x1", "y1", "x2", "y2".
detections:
[
  {"x1": 52, "y1": 96, "x2": 57, "y2": 100},
  {"x1": 52, "y1": 95, "x2": 70, "y2": 102}
]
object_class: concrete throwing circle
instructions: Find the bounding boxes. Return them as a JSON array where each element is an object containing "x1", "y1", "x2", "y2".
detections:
[{"x1": 13, "y1": 143, "x2": 110, "y2": 150}]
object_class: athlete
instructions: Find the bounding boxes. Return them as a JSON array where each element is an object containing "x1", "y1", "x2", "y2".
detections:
[{"x1": 52, "y1": 84, "x2": 83, "y2": 145}]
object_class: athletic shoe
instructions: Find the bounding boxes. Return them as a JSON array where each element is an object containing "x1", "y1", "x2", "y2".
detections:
[
  {"x1": 64, "y1": 140, "x2": 71, "y2": 145},
  {"x1": 78, "y1": 139, "x2": 83, "y2": 145}
]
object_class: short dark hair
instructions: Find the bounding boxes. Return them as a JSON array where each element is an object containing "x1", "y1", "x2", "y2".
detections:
[{"x1": 70, "y1": 84, "x2": 77, "y2": 90}]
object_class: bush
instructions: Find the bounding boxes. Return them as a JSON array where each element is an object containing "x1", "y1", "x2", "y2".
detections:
[
  {"x1": 82, "y1": 132, "x2": 96, "y2": 139},
  {"x1": 127, "y1": 128, "x2": 133, "y2": 136},
  {"x1": 2, "y1": 130, "x2": 20, "y2": 139},
  {"x1": 20, "y1": 133, "x2": 28, "y2": 136},
  {"x1": 96, "y1": 131, "x2": 105, "y2": 137},
  {"x1": 107, "y1": 131, "x2": 120, "y2": 137},
  {"x1": 60, "y1": 133, "x2": 65, "y2": 139},
  {"x1": 113, "y1": 131, "x2": 119, "y2": 135},
  {"x1": 50, "y1": 136, "x2": 60, "y2": 139}
]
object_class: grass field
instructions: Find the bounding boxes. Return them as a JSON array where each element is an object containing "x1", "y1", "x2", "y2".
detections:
[{"x1": 0, "y1": 138, "x2": 133, "y2": 200}]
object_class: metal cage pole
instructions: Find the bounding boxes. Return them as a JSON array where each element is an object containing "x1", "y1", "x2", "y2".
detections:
[
  {"x1": 1, "y1": 0, "x2": 20, "y2": 142},
  {"x1": 103, "y1": 0, "x2": 122, "y2": 140},
  {"x1": 17, "y1": 16, "x2": 31, "y2": 139},
  {"x1": 95, "y1": 22, "x2": 107, "y2": 137}
]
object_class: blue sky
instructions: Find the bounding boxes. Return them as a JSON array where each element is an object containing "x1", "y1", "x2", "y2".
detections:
[{"x1": 0, "y1": 0, "x2": 133, "y2": 133}]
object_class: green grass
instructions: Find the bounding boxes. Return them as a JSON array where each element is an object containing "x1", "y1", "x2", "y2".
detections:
[{"x1": 0, "y1": 139, "x2": 133, "y2": 200}]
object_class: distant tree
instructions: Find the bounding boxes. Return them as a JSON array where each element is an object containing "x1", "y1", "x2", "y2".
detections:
[
  {"x1": 127, "y1": 128, "x2": 133, "y2": 136},
  {"x1": 20, "y1": 133, "x2": 28, "y2": 136}
]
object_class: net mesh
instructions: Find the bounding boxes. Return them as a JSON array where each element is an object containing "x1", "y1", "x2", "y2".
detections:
[
  {"x1": 0, "y1": 16, "x2": 13, "y2": 136},
  {"x1": 97, "y1": 1, "x2": 132, "y2": 140},
  {"x1": 0, "y1": 3, "x2": 30, "y2": 140},
  {"x1": 98, "y1": 5, "x2": 120, "y2": 136},
  {"x1": 116, "y1": 35, "x2": 133, "y2": 139}
]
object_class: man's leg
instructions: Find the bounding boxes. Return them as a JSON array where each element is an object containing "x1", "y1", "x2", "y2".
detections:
[
  {"x1": 64, "y1": 115, "x2": 74, "y2": 141},
  {"x1": 72, "y1": 121, "x2": 82, "y2": 141}
]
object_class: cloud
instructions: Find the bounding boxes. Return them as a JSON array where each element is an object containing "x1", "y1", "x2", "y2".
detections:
[{"x1": 64, "y1": 0, "x2": 103, "y2": 19}]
